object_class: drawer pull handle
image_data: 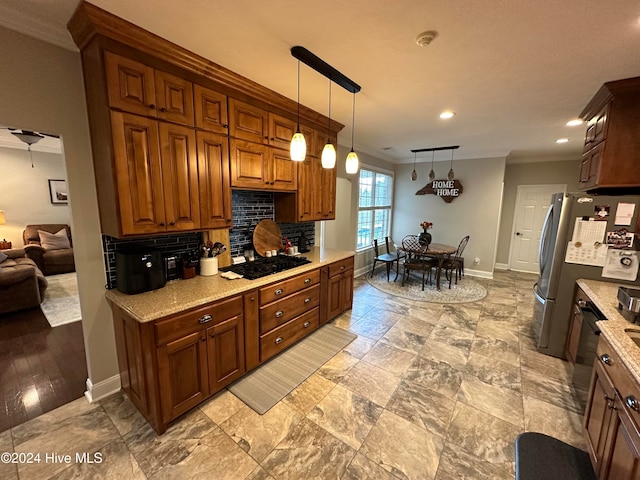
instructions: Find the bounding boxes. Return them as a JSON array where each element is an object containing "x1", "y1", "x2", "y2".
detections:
[
  {"x1": 304, "y1": 278, "x2": 311, "y2": 284},
  {"x1": 600, "y1": 354, "x2": 612, "y2": 365},
  {"x1": 626, "y1": 395, "x2": 640, "y2": 412},
  {"x1": 275, "y1": 337, "x2": 283, "y2": 344},
  {"x1": 577, "y1": 299, "x2": 587, "y2": 308},
  {"x1": 340, "y1": 266, "x2": 345, "y2": 270},
  {"x1": 199, "y1": 314, "x2": 213, "y2": 324},
  {"x1": 275, "y1": 310, "x2": 284, "y2": 318},
  {"x1": 275, "y1": 288, "x2": 284, "y2": 295},
  {"x1": 303, "y1": 321, "x2": 311, "y2": 328},
  {"x1": 304, "y1": 297, "x2": 311, "y2": 304}
]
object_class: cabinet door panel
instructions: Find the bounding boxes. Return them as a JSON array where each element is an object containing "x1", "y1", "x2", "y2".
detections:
[
  {"x1": 321, "y1": 165, "x2": 336, "y2": 219},
  {"x1": 194, "y1": 84, "x2": 228, "y2": 134},
  {"x1": 341, "y1": 271, "x2": 354, "y2": 312},
  {"x1": 197, "y1": 131, "x2": 232, "y2": 229},
  {"x1": 297, "y1": 158, "x2": 314, "y2": 221},
  {"x1": 269, "y1": 113, "x2": 296, "y2": 150},
  {"x1": 155, "y1": 70, "x2": 194, "y2": 126},
  {"x1": 270, "y1": 149, "x2": 298, "y2": 191},
  {"x1": 230, "y1": 139, "x2": 270, "y2": 188},
  {"x1": 327, "y1": 273, "x2": 343, "y2": 320},
  {"x1": 207, "y1": 316, "x2": 245, "y2": 392},
  {"x1": 105, "y1": 52, "x2": 156, "y2": 117},
  {"x1": 585, "y1": 360, "x2": 615, "y2": 475},
  {"x1": 229, "y1": 99, "x2": 268, "y2": 143},
  {"x1": 158, "y1": 331, "x2": 208, "y2": 423},
  {"x1": 159, "y1": 123, "x2": 199, "y2": 231},
  {"x1": 604, "y1": 402, "x2": 640, "y2": 480},
  {"x1": 111, "y1": 112, "x2": 165, "y2": 235}
]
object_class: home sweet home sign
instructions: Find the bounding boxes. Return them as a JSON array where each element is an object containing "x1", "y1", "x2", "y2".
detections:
[{"x1": 416, "y1": 179, "x2": 463, "y2": 203}]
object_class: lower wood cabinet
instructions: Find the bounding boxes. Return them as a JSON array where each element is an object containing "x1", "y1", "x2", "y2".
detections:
[
  {"x1": 324, "y1": 257, "x2": 354, "y2": 323},
  {"x1": 584, "y1": 336, "x2": 640, "y2": 479}
]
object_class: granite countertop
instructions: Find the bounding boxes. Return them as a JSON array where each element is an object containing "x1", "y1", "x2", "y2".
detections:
[
  {"x1": 577, "y1": 278, "x2": 640, "y2": 385},
  {"x1": 105, "y1": 246, "x2": 355, "y2": 323}
]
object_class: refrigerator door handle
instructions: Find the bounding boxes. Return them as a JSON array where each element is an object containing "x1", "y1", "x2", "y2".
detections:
[
  {"x1": 533, "y1": 282, "x2": 545, "y2": 303},
  {"x1": 539, "y1": 203, "x2": 554, "y2": 274}
]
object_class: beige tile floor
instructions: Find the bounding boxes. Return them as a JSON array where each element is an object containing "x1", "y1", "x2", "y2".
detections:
[{"x1": 0, "y1": 270, "x2": 587, "y2": 480}]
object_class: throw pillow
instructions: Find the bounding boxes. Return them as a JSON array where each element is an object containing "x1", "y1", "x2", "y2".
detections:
[
  {"x1": 38, "y1": 228, "x2": 71, "y2": 251},
  {"x1": 0, "y1": 251, "x2": 7, "y2": 263}
]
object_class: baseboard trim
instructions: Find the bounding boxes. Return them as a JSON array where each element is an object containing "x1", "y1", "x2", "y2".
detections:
[
  {"x1": 464, "y1": 268, "x2": 493, "y2": 280},
  {"x1": 84, "y1": 374, "x2": 121, "y2": 403},
  {"x1": 354, "y1": 266, "x2": 371, "y2": 278},
  {"x1": 495, "y1": 263, "x2": 509, "y2": 271}
]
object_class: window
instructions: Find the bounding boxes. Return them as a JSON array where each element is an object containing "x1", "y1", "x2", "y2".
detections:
[{"x1": 357, "y1": 167, "x2": 393, "y2": 250}]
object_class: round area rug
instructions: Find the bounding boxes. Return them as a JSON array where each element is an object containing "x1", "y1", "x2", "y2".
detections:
[{"x1": 367, "y1": 269, "x2": 487, "y2": 304}]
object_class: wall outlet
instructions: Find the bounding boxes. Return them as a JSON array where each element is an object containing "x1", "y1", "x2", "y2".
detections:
[{"x1": 474, "y1": 257, "x2": 480, "y2": 265}]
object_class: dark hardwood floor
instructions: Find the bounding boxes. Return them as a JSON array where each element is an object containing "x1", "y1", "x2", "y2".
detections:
[{"x1": 0, "y1": 307, "x2": 87, "y2": 432}]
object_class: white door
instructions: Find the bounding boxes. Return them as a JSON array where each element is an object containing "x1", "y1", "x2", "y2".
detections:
[{"x1": 509, "y1": 184, "x2": 565, "y2": 273}]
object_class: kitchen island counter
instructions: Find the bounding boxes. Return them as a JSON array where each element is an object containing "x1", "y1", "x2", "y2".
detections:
[
  {"x1": 577, "y1": 278, "x2": 640, "y2": 385},
  {"x1": 106, "y1": 247, "x2": 354, "y2": 323}
]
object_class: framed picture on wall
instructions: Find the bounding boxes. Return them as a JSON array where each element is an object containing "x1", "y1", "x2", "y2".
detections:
[{"x1": 48, "y1": 179, "x2": 68, "y2": 205}]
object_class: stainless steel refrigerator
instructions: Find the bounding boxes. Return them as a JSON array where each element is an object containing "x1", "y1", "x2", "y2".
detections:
[{"x1": 533, "y1": 192, "x2": 640, "y2": 358}]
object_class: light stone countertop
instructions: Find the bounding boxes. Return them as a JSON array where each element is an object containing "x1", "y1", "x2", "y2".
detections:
[
  {"x1": 105, "y1": 247, "x2": 355, "y2": 323},
  {"x1": 577, "y1": 278, "x2": 640, "y2": 385}
]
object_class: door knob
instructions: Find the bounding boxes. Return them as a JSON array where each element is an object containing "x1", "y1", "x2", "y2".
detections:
[{"x1": 516, "y1": 232, "x2": 522, "y2": 236}]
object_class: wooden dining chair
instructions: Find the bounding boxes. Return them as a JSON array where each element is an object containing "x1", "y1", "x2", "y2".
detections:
[
  {"x1": 443, "y1": 235, "x2": 470, "y2": 288},
  {"x1": 370, "y1": 237, "x2": 401, "y2": 281},
  {"x1": 401, "y1": 235, "x2": 437, "y2": 291}
]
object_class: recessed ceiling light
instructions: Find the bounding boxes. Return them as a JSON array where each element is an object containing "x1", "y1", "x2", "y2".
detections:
[
  {"x1": 566, "y1": 119, "x2": 583, "y2": 127},
  {"x1": 556, "y1": 138, "x2": 570, "y2": 144},
  {"x1": 440, "y1": 111, "x2": 455, "y2": 119}
]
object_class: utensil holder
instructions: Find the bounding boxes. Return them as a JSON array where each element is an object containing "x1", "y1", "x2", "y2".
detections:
[{"x1": 200, "y1": 257, "x2": 218, "y2": 276}]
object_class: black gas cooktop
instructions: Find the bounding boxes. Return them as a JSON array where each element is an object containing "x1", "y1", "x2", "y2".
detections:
[{"x1": 220, "y1": 255, "x2": 311, "y2": 280}]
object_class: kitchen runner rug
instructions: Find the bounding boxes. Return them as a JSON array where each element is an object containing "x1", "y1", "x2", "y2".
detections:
[
  {"x1": 367, "y1": 269, "x2": 487, "y2": 304},
  {"x1": 40, "y1": 272, "x2": 82, "y2": 327},
  {"x1": 228, "y1": 324, "x2": 356, "y2": 414}
]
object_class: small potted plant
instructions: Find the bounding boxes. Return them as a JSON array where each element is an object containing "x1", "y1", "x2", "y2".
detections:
[{"x1": 419, "y1": 221, "x2": 433, "y2": 245}]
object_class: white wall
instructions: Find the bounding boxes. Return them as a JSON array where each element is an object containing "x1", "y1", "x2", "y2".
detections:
[
  {"x1": 0, "y1": 26, "x2": 118, "y2": 398},
  {"x1": 0, "y1": 147, "x2": 71, "y2": 245},
  {"x1": 393, "y1": 157, "x2": 507, "y2": 277}
]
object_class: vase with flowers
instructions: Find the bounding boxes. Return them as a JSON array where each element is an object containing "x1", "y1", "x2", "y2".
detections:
[{"x1": 419, "y1": 221, "x2": 433, "y2": 245}]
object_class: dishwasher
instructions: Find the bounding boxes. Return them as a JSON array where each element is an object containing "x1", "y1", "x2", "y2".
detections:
[{"x1": 571, "y1": 299, "x2": 607, "y2": 413}]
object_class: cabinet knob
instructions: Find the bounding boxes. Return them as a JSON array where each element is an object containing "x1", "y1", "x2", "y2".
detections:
[
  {"x1": 223, "y1": 124, "x2": 229, "y2": 128},
  {"x1": 626, "y1": 395, "x2": 640, "y2": 412},
  {"x1": 304, "y1": 278, "x2": 311, "y2": 284},
  {"x1": 275, "y1": 310, "x2": 284, "y2": 318},
  {"x1": 275, "y1": 336, "x2": 283, "y2": 344},
  {"x1": 600, "y1": 354, "x2": 612, "y2": 365},
  {"x1": 149, "y1": 104, "x2": 156, "y2": 109},
  {"x1": 169, "y1": 221, "x2": 175, "y2": 226},
  {"x1": 199, "y1": 314, "x2": 213, "y2": 324},
  {"x1": 159, "y1": 222, "x2": 165, "y2": 227},
  {"x1": 577, "y1": 299, "x2": 587, "y2": 308},
  {"x1": 275, "y1": 288, "x2": 284, "y2": 295},
  {"x1": 304, "y1": 297, "x2": 311, "y2": 304},
  {"x1": 303, "y1": 321, "x2": 311, "y2": 328},
  {"x1": 160, "y1": 107, "x2": 167, "y2": 113}
]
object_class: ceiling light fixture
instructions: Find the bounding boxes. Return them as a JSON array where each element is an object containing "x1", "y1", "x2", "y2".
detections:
[
  {"x1": 289, "y1": 59, "x2": 306, "y2": 162},
  {"x1": 345, "y1": 92, "x2": 359, "y2": 174},
  {"x1": 448, "y1": 148, "x2": 455, "y2": 180},
  {"x1": 428, "y1": 150, "x2": 436, "y2": 182},
  {"x1": 411, "y1": 151, "x2": 417, "y2": 181},
  {"x1": 556, "y1": 138, "x2": 570, "y2": 144},
  {"x1": 416, "y1": 30, "x2": 438, "y2": 47},
  {"x1": 321, "y1": 79, "x2": 336, "y2": 169},
  {"x1": 439, "y1": 111, "x2": 455, "y2": 119},
  {"x1": 11, "y1": 131, "x2": 43, "y2": 168},
  {"x1": 566, "y1": 119, "x2": 583, "y2": 127}
]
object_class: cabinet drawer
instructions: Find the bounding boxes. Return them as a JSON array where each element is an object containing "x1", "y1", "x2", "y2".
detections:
[
  {"x1": 260, "y1": 285, "x2": 320, "y2": 334},
  {"x1": 329, "y1": 257, "x2": 354, "y2": 277},
  {"x1": 260, "y1": 307, "x2": 319, "y2": 362},
  {"x1": 155, "y1": 296, "x2": 243, "y2": 345},
  {"x1": 259, "y1": 269, "x2": 320, "y2": 306}
]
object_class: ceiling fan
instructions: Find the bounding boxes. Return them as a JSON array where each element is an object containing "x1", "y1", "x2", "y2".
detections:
[{"x1": 1, "y1": 127, "x2": 60, "y2": 167}]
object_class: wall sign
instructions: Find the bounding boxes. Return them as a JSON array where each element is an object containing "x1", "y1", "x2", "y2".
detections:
[{"x1": 416, "y1": 179, "x2": 463, "y2": 203}]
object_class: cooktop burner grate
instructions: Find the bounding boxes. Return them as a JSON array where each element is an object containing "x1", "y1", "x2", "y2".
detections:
[{"x1": 220, "y1": 255, "x2": 311, "y2": 280}]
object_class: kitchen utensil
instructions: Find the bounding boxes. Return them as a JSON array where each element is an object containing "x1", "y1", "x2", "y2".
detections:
[{"x1": 253, "y1": 219, "x2": 283, "y2": 257}]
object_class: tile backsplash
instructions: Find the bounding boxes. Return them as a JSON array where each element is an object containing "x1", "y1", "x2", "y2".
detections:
[{"x1": 102, "y1": 190, "x2": 315, "y2": 288}]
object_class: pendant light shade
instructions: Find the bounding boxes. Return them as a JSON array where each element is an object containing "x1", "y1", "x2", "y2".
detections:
[
  {"x1": 447, "y1": 148, "x2": 455, "y2": 180},
  {"x1": 290, "y1": 60, "x2": 306, "y2": 162},
  {"x1": 428, "y1": 150, "x2": 435, "y2": 182},
  {"x1": 411, "y1": 151, "x2": 417, "y2": 181},
  {"x1": 321, "y1": 79, "x2": 336, "y2": 168},
  {"x1": 345, "y1": 92, "x2": 359, "y2": 174}
]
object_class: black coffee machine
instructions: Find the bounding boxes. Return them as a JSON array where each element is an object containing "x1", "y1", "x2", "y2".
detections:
[{"x1": 115, "y1": 249, "x2": 166, "y2": 294}]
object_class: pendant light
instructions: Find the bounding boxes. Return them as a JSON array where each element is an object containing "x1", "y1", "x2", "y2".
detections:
[
  {"x1": 411, "y1": 151, "x2": 417, "y2": 181},
  {"x1": 428, "y1": 150, "x2": 435, "y2": 182},
  {"x1": 345, "y1": 92, "x2": 359, "y2": 174},
  {"x1": 290, "y1": 59, "x2": 306, "y2": 162},
  {"x1": 447, "y1": 147, "x2": 455, "y2": 180},
  {"x1": 321, "y1": 79, "x2": 336, "y2": 168}
]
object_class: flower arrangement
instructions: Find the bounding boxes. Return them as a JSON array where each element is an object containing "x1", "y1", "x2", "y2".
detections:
[{"x1": 420, "y1": 221, "x2": 433, "y2": 231}]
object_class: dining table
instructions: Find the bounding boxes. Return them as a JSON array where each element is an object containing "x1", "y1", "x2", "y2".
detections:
[{"x1": 400, "y1": 241, "x2": 457, "y2": 290}]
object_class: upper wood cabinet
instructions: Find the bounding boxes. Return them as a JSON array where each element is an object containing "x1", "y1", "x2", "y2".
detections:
[
  {"x1": 197, "y1": 131, "x2": 232, "y2": 229},
  {"x1": 106, "y1": 52, "x2": 194, "y2": 127},
  {"x1": 229, "y1": 98, "x2": 268, "y2": 143},
  {"x1": 579, "y1": 76, "x2": 640, "y2": 191},
  {"x1": 194, "y1": 84, "x2": 229, "y2": 134},
  {"x1": 230, "y1": 139, "x2": 297, "y2": 191}
]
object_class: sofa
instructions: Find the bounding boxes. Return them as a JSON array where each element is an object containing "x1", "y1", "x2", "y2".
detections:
[
  {"x1": 0, "y1": 248, "x2": 48, "y2": 315},
  {"x1": 23, "y1": 224, "x2": 75, "y2": 276}
]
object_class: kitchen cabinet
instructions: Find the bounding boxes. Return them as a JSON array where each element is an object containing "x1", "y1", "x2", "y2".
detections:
[
  {"x1": 197, "y1": 131, "x2": 232, "y2": 229},
  {"x1": 105, "y1": 51, "x2": 194, "y2": 127},
  {"x1": 566, "y1": 286, "x2": 590, "y2": 363},
  {"x1": 584, "y1": 335, "x2": 640, "y2": 479},
  {"x1": 194, "y1": 84, "x2": 228, "y2": 134},
  {"x1": 110, "y1": 112, "x2": 199, "y2": 235},
  {"x1": 112, "y1": 295, "x2": 245, "y2": 433},
  {"x1": 578, "y1": 76, "x2": 640, "y2": 192},
  {"x1": 325, "y1": 257, "x2": 354, "y2": 322},
  {"x1": 230, "y1": 139, "x2": 297, "y2": 191}
]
